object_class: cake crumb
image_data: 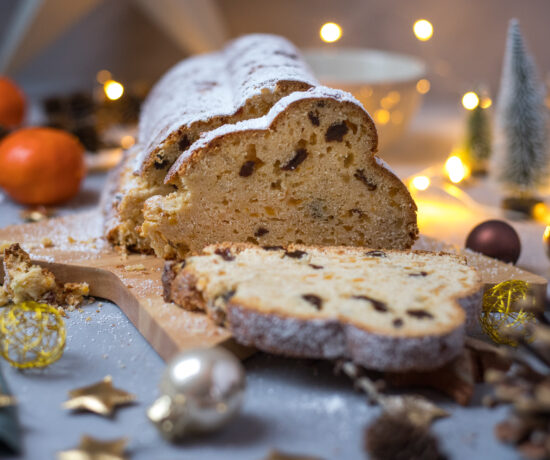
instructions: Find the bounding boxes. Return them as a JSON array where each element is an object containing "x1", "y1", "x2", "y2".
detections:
[
  {"x1": 0, "y1": 240, "x2": 16, "y2": 253},
  {"x1": 41, "y1": 237, "x2": 53, "y2": 248},
  {"x1": 67, "y1": 236, "x2": 76, "y2": 244},
  {"x1": 124, "y1": 264, "x2": 146, "y2": 272},
  {"x1": 85, "y1": 316, "x2": 92, "y2": 322},
  {"x1": 0, "y1": 244, "x2": 89, "y2": 309}
]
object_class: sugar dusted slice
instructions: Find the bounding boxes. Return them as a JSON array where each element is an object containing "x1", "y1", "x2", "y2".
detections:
[{"x1": 163, "y1": 243, "x2": 481, "y2": 372}]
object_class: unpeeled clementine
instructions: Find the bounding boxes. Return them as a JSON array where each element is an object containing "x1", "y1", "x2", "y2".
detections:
[
  {"x1": 0, "y1": 128, "x2": 85, "y2": 205},
  {"x1": 0, "y1": 77, "x2": 26, "y2": 127}
]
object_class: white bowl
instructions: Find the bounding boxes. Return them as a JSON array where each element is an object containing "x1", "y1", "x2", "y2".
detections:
[{"x1": 303, "y1": 48, "x2": 426, "y2": 150}]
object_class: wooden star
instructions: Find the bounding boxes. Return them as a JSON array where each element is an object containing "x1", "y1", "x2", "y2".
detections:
[
  {"x1": 57, "y1": 435, "x2": 128, "y2": 460},
  {"x1": 62, "y1": 376, "x2": 136, "y2": 416}
]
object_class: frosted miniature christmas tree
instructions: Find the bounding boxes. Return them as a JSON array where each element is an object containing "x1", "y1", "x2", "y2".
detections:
[{"x1": 496, "y1": 19, "x2": 548, "y2": 197}]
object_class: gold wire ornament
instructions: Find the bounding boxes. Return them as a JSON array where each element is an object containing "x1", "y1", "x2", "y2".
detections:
[
  {"x1": 481, "y1": 280, "x2": 537, "y2": 346},
  {"x1": 0, "y1": 301, "x2": 66, "y2": 368}
]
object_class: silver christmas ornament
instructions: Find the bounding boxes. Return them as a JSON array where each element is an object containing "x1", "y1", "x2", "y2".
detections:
[{"x1": 147, "y1": 347, "x2": 245, "y2": 441}]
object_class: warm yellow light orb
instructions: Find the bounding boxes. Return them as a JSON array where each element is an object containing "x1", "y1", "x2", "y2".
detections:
[
  {"x1": 462, "y1": 91, "x2": 479, "y2": 110},
  {"x1": 320, "y1": 22, "x2": 342, "y2": 43},
  {"x1": 413, "y1": 19, "x2": 433, "y2": 41},
  {"x1": 534, "y1": 204, "x2": 550, "y2": 224},
  {"x1": 104, "y1": 80, "x2": 124, "y2": 100},
  {"x1": 445, "y1": 155, "x2": 469, "y2": 183},
  {"x1": 411, "y1": 175, "x2": 430, "y2": 191},
  {"x1": 120, "y1": 135, "x2": 135, "y2": 149},
  {"x1": 374, "y1": 109, "x2": 390, "y2": 125},
  {"x1": 96, "y1": 69, "x2": 112, "y2": 84},
  {"x1": 480, "y1": 96, "x2": 492, "y2": 109},
  {"x1": 416, "y1": 79, "x2": 430, "y2": 94}
]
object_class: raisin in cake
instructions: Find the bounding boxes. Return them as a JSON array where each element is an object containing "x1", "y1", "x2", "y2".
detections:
[
  {"x1": 163, "y1": 244, "x2": 481, "y2": 372},
  {"x1": 103, "y1": 34, "x2": 317, "y2": 251},
  {"x1": 141, "y1": 86, "x2": 418, "y2": 259}
]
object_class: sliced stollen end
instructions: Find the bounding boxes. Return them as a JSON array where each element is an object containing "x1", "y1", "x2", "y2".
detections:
[
  {"x1": 163, "y1": 244, "x2": 482, "y2": 372},
  {"x1": 101, "y1": 147, "x2": 170, "y2": 252},
  {"x1": 104, "y1": 34, "x2": 316, "y2": 251},
  {"x1": 141, "y1": 86, "x2": 418, "y2": 259}
]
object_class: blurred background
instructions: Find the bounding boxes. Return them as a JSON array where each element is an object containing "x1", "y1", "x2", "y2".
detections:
[{"x1": 0, "y1": 0, "x2": 549, "y2": 103}]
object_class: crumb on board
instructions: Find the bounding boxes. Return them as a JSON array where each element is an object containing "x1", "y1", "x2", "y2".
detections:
[
  {"x1": 0, "y1": 240, "x2": 16, "y2": 253},
  {"x1": 0, "y1": 243, "x2": 90, "y2": 309},
  {"x1": 41, "y1": 237, "x2": 53, "y2": 248},
  {"x1": 124, "y1": 263, "x2": 146, "y2": 272}
]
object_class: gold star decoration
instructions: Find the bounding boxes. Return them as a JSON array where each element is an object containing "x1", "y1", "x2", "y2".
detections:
[
  {"x1": 62, "y1": 376, "x2": 136, "y2": 416},
  {"x1": 57, "y1": 435, "x2": 128, "y2": 460}
]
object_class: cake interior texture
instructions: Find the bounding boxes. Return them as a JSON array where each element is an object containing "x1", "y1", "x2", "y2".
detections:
[
  {"x1": 142, "y1": 90, "x2": 418, "y2": 259},
  {"x1": 105, "y1": 82, "x2": 312, "y2": 252},
  {"x1": 164, "y1": 244, "x2": 481, "y2": 371},
  {"x1": 103, "y1": 33, "x2": 316, "y2": 252}
]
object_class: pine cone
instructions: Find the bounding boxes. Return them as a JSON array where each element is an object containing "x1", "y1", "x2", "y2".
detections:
[{"x1": 365, "y1": 414, "x2": 447, "y2": 460}]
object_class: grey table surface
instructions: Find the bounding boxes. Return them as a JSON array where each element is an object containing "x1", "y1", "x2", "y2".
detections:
[{"x1": 0, "y1": 172, "x2": 521, "y2": 460}]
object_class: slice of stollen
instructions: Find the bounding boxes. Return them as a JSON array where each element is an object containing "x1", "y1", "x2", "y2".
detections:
[{"x1": 163, "y1": 243, "x2": 482, "y2": 372}]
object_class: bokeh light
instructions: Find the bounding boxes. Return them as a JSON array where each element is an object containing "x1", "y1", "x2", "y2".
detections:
[
  {"x1": 320, "y1": 23, "x2": 342, "y2": 43},
  {"x1": 462, "y1": 91, "x2": 480, "y2": 110},
  {"x1": 96, "y1": 70, "x2": 112, "y2": 84},
  {"x1": 104, "y1": 80, "x2": 124, "y2": 101},
  {"x1": 413, "y1": 19, "x2": 433, "y2": 41},
  {"x1": 120, "y1": 135, "x2": 135, "y2": 149},
  {"x1": 411, "y1": 175, "x2": 430, "y2": 191},
  {"x1": 480, "y1": 96, "x2": 492, "y2": 109},
  {"x1": 445, "y1": 155, "x2": 469, "y2": 183},
  {"x1": 416, "y1": 79, "x2": 431, "y2": 94},
  {"x1": 374, "y1": 109, "x2": 390, "y2": 125}
]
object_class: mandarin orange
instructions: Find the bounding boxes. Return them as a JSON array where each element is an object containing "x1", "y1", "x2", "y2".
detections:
[
  {"x1": 0, "y1": 77, "x2": 26, "y2": 128},
  {"x1": 0, "y1": 127, "x2": 85, "y2": 205}
]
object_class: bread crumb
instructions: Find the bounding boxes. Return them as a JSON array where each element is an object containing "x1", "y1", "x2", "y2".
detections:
[
  {"x1": 0, "y1": 241, "x2": 16, "y2": 253},
  {"x1": 41, "y1": 237, "x2": 53, "y2": 248},
  {"x1": 124, "y1": 264, "x2": 146, "y2": 272},
  {"x1": 67, "y1": 236, "x2": 76, "y2": 244},
  {"x1": 85, "y1": 316, "x2": 91, "y2": 322}
]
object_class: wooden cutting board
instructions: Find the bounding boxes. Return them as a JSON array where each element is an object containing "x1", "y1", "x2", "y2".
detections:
[{"x1": 0, "y1": 210, "x2": 546, "y2": 362}]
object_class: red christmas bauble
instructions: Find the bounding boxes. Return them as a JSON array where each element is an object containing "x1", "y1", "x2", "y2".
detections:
[{"x1": 465, "y1": 220, "x2": 521, "y2": 264}]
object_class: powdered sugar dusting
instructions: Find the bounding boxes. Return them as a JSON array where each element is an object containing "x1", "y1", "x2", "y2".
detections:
[
  {"x1": 375, "y1": 156, "x2": 398, "y2": 177},
  {"x1": 167, "y1": 86, "x2": 368, "y2": 180},
  {"x1": 137, "y1": 34, "x2": 318, "y2": 171}
]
